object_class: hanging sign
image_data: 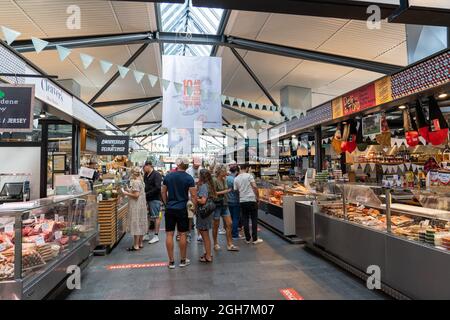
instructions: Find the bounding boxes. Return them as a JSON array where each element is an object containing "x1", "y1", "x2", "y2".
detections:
[
  {"x1": 332, "y1": 97, "x2": 343, "y2": 119},
  {"x1": 97, "y1": 135, "x2": 129, "y2": 155},
  {"x1": 0, "y1": 84, "x2": 34, "y2": 132},
  {"x1": 362, "y1": 114, "x2": 381, "y2": 136}
]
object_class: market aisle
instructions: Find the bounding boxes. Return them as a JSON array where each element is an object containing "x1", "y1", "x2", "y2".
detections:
[{"x1": 66, "y1": 225, "x2": 388, "y2": 300}]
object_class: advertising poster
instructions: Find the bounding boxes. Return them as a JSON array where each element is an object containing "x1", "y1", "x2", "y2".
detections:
[
  {"x1": 343, "y1": 83, "x2": 376, "y2": 116},
  {"x1": 332, "y1": 97, "x2": 343, "y2": 119},
  {"x1": 162, "y1": 56, "x2": 222, "y2": 129},
  {"x1": 375, "y1": 76, "x2": 393, "y2": 105},
  {"x1": 362, "y1": 114, "x2": 381, "y2": 136},
  {"x1": 97, "y1": 136, "x2": 129, "y2": 155},
  {"x1": 0, "y1": 85, "x2": 34, "y2": 132}
]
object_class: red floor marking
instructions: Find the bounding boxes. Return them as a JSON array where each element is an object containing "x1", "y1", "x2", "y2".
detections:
[
  {"x1": 279, "y1": 288, "x2": 304, "y2": 300},
  {"x1": 106, "y1": 262, "x2": 167, "y2": 270}
]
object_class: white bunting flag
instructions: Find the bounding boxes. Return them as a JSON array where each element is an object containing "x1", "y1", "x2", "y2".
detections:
[
  {"x1": 391, "y1": 166, "x2": 397, "y2": 173},
  {"x1": 221, "y1": 95, "x2": 227, "y2": 104},
  {"x1": 406, "y1": 163, "x2": 412, "y2": 171},
  {"x1": 56, "y1": 45, "x2": 71, "y2": 61},
  {"x1": 148, "y1": 74, "x2": 158, "y2": 87},
  {"x1": 250, "y1": 120, "x2": 256, "y2": 128},
  {"x1": 133, "y1": 70, "x2": 145, "y2": 84},
  {"x1": 173, "y1": 82, "x2": 183, "y2": 94},
  {"x1": 228, "y1": 97, "x2": 235, "y2": 106},
  {"x1": 412, "y1": 164, "x2": 417, "y2": 172},
  {"x1": 1, "y1": 26, "x2": 21, "y2": 45},
  {"x1": 117, "y1": 66, "x2": 130, "y2": 79},
  {"x1": 79, "y1": 53, "x2": 94, "y2": 69},
  {"x1": 369, "y1": 163, "x2": 376, "y2": 171},
  {"x1": 99, "y1": 60, "x2": 113, "y2": 74},
  {"x1": 361, "y1": 163, "x2": 367, "y2": 171},
  {"x1": 382, "y1": 165, "x2": 388, "y2": 173},
  {"x1": 160, "y1": 79, "x2": 171, "y2": 91},
  {"x1": 31, "y1": 37, "x2": 49, "y2": 53},
  {"x1": 244, "y1": 100, "x2": 250, "y2": 108},
  {"x1": 237, "y1": 99, "x2": 243, "y2": 107}
]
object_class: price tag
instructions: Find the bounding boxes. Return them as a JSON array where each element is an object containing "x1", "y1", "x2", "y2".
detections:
[
  {"x1": 35, "y1": 235, "x2": 45, "y2": 246},
  {"x1": 39, "y1": 214, "x2": 45, "y2": 222},
  {"x1": 41, "y1": 223, "x2": 50, "y2": 232},
  {"x1": 4, "y1": 224, "x2": 14, "y2": 233},
  {"x1": 54, "y1": 231, "x2": 62, "y2": 240},
  {"x1": 54, "y1": 214, "x2": 59, "y2": 222},
  {"x1": 59, "y1": 216, "x2": 64, "y2": 223}
]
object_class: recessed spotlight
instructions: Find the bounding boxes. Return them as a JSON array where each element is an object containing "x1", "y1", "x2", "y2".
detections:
[
  {"x1": 39, "y1": 111, "x2": 46, "y2": 118},
  {"x1": 398, "y1": 105, "x2": 406, "y2": 110},
  {"x1": 292, "y1": 135, "x2": 296, "y2": 138},
  {"x1": 438, "y1": 93, "x2": 448, "y2": 99}
]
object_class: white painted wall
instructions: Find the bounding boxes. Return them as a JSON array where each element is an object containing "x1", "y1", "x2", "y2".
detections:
[{"x1": 0, "y1": 147, "x2": 41, "y2": 200}]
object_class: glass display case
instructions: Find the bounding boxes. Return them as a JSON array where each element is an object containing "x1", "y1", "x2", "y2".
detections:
[{"x1": 0, "y1": 192, "x2": 98, "y2": 300}]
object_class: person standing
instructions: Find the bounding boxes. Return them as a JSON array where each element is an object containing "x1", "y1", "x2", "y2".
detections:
[
  {"x1": 234, "y1": 164, "x2": 263, "y2": 244},
  {"x1": 122, "y1": 167, "x2": 149, "y2": 251},
  {"x1": 212, "y1": 164, "x2": 239, "y2": 252},
  {"x1": 186, "y1": 157, "x2": 202, "y2": 243},
  {"x1": 161, "y1": 158, "x2": 197, "y2": 269},
  {"x1": 227, "y1": 165, "x2": 243, "y2": 240},
  {"x1": 196, "y1": 169, "x2": 216, "y2": 263},
  {"x1": 143, "y1": 161, "x2": 162, "y2": 244}
]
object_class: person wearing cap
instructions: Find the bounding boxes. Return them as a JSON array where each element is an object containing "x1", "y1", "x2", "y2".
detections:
[
  {"x1": 122, "y1": 167, "x2": 149, "y2": 251},
  {"x1": 161, "y1": 157, "x2": 197, "y2": 269},
  {"x1": 143, "y1": 160, "x2": 162, "y2": 244}
]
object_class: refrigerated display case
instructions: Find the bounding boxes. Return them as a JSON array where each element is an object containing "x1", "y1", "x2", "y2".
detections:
[
  {"x1": 296, "y1": 183, "x2": 450, "y2": 299},
  {"x1": 0, "y1": 192, "x2": 97, "y2": 300}
]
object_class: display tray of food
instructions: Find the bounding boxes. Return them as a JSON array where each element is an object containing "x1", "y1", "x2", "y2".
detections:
[{"x1": 388, "y1": 203, "x2": 450, "y2": 220}]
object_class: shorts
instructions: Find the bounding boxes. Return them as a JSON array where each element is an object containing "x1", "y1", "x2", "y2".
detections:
[
  {"x1": 148, "y1": 200, "x2": 161, "y2": 218},
  {"x1": 213, "y1": 205, "x2": 230, "y2": 220},
  {"x1": 165, "y1": 208, "x2": 189, "y2": 233}
]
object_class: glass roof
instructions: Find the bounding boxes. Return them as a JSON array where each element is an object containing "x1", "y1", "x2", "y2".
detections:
[{"x1": 159, "y1": 0, "x2": 224, "y2": 56}]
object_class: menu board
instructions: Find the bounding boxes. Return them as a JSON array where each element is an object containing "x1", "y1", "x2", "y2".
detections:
[
  {"x1": 0, "y1": 85, "x2": 34, "y2": 132},
  {"x1": 97, "y1": 135, "x2": 129, "y2": 155},
  {"x1": 375, "y1": 76, "x2": 393, "y2": 105}
]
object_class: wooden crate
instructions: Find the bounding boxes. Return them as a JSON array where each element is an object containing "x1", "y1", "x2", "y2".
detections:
[{"x1": 97, "y1": 199, "x2": 117, "y2": 246}]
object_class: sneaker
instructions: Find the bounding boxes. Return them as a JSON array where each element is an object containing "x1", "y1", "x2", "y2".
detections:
[
  {"x1": 252, "y1": 238, "x2": 264, "y2": 245},
  {"x1": 168, "y1": 261, "x2": 175, "y2": 269},
  {"x1": 219, "y1": 228, "x2": 226, "y2": 235},
  {"x1": 143, "y1": 234, "x2": 150, "y2": 241},
  {"x1": 179, "y1": 259, "x2": 191, "y2": 268},
  {"x1": 148, "y1": 235, "x2": 159, "y2": 244}
]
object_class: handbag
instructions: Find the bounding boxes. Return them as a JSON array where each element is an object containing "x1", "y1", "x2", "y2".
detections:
[{"x1": 197, "y1": 196, "x2": 216, "y2": 219}]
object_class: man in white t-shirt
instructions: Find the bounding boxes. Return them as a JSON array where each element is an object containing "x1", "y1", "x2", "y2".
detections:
[{"x1": 233, "y1": 164, "x2": 263, "y2": 244}]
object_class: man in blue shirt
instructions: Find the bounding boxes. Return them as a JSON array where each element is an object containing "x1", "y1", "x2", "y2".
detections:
[
  {"x1": 227, "y1": 165, "x2": 243, "y2": 239},
  {"x1": 161, "y1": 158, "x2": 197, "y2": 269}
]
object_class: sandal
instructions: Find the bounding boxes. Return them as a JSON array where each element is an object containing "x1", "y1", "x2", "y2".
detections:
[
  {"x1": 227, "y1": 244, "x2": 240, "y2": 251},
  {"x1": 214, "y1": 244, "x2": 221, "y2": 251},
  {"x1": 199, "y1": 254, "x2": 213, "y2": 263},
  {"x1": 127, "y1": 247, "x2": 139, "y2": 251}
]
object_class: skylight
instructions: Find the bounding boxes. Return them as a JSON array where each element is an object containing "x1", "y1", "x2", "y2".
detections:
[{"x1": 159, "y1": 0, "x2": 224, "y2": 56}]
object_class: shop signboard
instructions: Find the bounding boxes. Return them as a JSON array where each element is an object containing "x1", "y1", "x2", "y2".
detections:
[
  {"x1": 97, "y1": 135, "x2": 129, "y2": 156},
  {"x1": 332, "y1": 97, "x2": 343, "y2": 119},
  {"x1": 375, "y1": 76, "x2": 393, "y2": 105},
  {"x1": 342, "y1": 83, "x2": 376, "y2": 116},
  {"x1": 0, "y1": 84, "x2": 34, "y2": 132},
  {"x1": 162, "y1": 55, "x2": 222, "y2": 129}
]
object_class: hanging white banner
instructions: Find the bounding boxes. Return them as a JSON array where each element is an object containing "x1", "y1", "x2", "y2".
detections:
[
  {"x1": 361, "y1": 163, "x2": 367, "y2": 171},
  {"x1": 162, "y1": 55, "x2": 222, "y2": 129}
]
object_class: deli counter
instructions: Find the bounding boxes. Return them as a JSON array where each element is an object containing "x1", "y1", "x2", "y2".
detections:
[
  {"x1": 0, "y1": 192, "x2": 98, "y2": 300},
  {"x1": 295, "y1": 183, "x2": 450, "y2": 299}
]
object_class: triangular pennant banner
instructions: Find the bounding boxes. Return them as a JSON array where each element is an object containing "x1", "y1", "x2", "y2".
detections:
[
  {"x1": 406, "y1": 163, "x2": 412, "y2": 171},
  {"x1": 100, "y1": 60, "x2": 113, "y2": 74},
  {"x1": 221, "y1": 95, "x2": 227, "y2": 104},
  {"x1": 369, "y1": 163, "x2": 376, "y2": 171},
  {"x1": 79, "y1": 53, "x2": 94, "y2": 69},
  {"x1": 361, "y1": 163, "x2": 367, "y2": 171},
  {"x1": 250, "y1": 120, "x2": 256, "y2": 128},
  {"x1": 382, "y1": 165, "x2": 388, "y2": 173},
  {"x1": 244, "y1": 100, "x2": 250, "y2": 108},
  {"x1": 133, "y1": 70, "x2": 145, "y2": 84},
  {"x1": 148, "y1": 74, "x2": 158, "y2": 87},
  {"x1": 161, "y1": 79, "x2": 171, "y2": 91},
  {"x1": 174, "y1": 82, "x2": 183, "y2": 94},
  {"x1": 412, "y1": 164, "x2": 417, "y2": 172},
  {"x1": 228, "y1": 97, "x2": 235, "y2": 106},
  {"x1": 56, "y1": 45, "x2": 71, "y2": 61},
  {"x1": 31, "y1": 37, "x2": 49, "y2": 53},
  {"x1": 117, "y1": 65, "x2": 130, "y2": 79},
  {"x1": 1, "y1": 26, "x2": 21, "y2": 45},
  {"x1": 236, "y1": 99, "x2": 243, "y2": 107}
]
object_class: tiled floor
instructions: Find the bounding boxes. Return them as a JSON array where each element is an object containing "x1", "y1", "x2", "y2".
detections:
[{"x1": 66, "y1": 224, "x2": 388, "y2": 300}]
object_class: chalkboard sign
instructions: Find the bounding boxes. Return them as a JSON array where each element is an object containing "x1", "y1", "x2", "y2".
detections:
[
  {"x1": 97, "y1": 135, "x2": 129, "y2": 155},
  {"x1": 0, "y1": 85, "x2": 35, "y2": 132}
]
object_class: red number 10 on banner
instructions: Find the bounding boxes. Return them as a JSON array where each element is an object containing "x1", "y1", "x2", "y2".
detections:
[{"x1": 183, "y1": 79, "x2": 201, "y2": 107}]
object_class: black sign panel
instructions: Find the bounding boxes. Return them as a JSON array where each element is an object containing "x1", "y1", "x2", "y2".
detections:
[
  {"x1": 97, "y1": 135, "x2": 129, "y2": 155},
  {"x1": 0, "y1": 85, "x2": 34, "y2": 132}
]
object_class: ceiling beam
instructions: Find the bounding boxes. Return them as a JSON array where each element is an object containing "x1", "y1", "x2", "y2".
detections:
[
  {"x1": 140, "y1": 124, "x2": 163, "y2": 144},
  {"x1": 118, "y1": 120, "x2": 161, "y2": 128},
  {"x1": 93, "y1": 96, "x2": 162, "y2": 108},
  {"x1": 211, "y1": 9, "x2": 231, "y2": 57},
  {"x1": 13, "y1": 32, "x2": 402, "y2": 74},
  {"x1": 104, "y1": 99, "x2": 161, "y2": 118},
  {"x1": 222, "y1": 103, "x2": 276, "y2": 125},
  {"x1": 124, "y1": 102, "x2": 160, "y2": 131},
  {"x1": 88, "y1": 43, "x2": 150, "y2": 105}
]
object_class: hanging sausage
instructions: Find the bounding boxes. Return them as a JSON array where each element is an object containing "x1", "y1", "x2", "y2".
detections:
[
  {"x1": 428, "y1": 95, "x2": 449, "y2": 146},
  {"x1": 375, "y1": 113, "x2": 391, "y2": 147},
  {"x1": 403, "y1": 105, "x2": 419, "y2": 147},
  {"x1": 342, "y1": 119, "x2": 358, "y2": 153}
]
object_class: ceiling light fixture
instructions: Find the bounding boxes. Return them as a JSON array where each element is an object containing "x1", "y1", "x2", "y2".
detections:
[
  {"x1": 39, "y1": 111, "x2": 46, "y2": 118},
  {"x1": 438, "y1": 93, "x2": 448, "y2": 99},
  {"x1": 398, "y1": 105, "x2": 406, "y2": 110}
]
